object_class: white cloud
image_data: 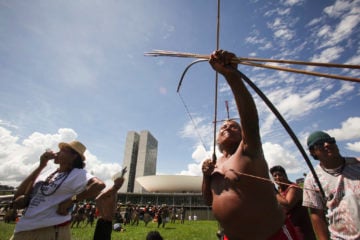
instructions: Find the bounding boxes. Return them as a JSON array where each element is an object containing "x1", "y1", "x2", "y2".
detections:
[
  {"x1": 273, "y1": 18, "x2": 282, "y2": 27},
  {"x1": 264, "y1": 7, "x2": 291, "y2": 17},
  {"x1": 191, "y1": 145, "x2": 210, "y2": 163},
  {"x1": 274, "y1": 28, "x2": 294, "y2": 40},
  {"x1": 326, "y1": 117, "x2": 360, "y2": 140},
  {"x1": 282, "y1": 0, "x2": 304, "y2": 7},
  {"x1": 161, "y1": 22, "x2": 175, "y2": 40},
  {"x1": 319, "y1": 2, "x2": 360, "y2": 48},
  {"x1": 219, "y1": 82, "x2": 231, "y2": 93},
  {"x1": 0, "y1": 120, "x2": 18, "y2": 129},
  {"x1": 263, "y1": 142, "x2": 304, "y2": 174},
  {"x1": 0, "y1": 126, "x2": 121, "y2": 188},
  {"x1": 346, "y1": 141, "x2": 360, "y2": 152},
  {"x1": 345, "y1": 53, "x2": 360, "y2": 65},
  {"x1": 179, "y1": 163, "x2": 202, "y2": 176},
  {"x1": 267, "y1": 17, "x2": 295, "y2": 42},
  {"x1": 317, "y1": 25, "x2": 332, "y2": 38},
  {"x1": 245, "y1": 29, "x2": 273, "y2": 50},
  {"x1": 260, "y1": 42, "x2": 273, "y2": 50},
  {"x1": 259, "y1": 87, "x2": 321, "y2": 134},
  {"x1": 320, "y1": 82, "x2": 355, "y2": 107},
  {"x1": 307, "y1": 17, "x2": 322, "y2": 27},
  {"x1": 276, "y1": 92, "x2": 317, "y2": 119},
  {"x1": 324, "y1": 0, "x2": 354, "y2": 18},
  {"x1": 311, "y1": 46, "x2": 344, "y2": 62},
  {"x1": 179, "y1": 116, "x2": 213, "y2": 150},
  {"x1": 325, "y1": 14, "x2": 359, "y2": 47}
]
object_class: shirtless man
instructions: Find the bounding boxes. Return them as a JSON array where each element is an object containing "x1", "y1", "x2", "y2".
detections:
[
  {"x1": 202, "y1": 50, "x2": 297, "y2": 240},
  {"x1": 93, "y1": 168, "x2": 126, "y2": 240}
]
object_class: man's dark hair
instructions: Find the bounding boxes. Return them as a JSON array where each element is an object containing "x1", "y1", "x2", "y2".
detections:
[
  {"x1": 146, "y1": 231, "x2": 164, "y2": 240},
  {"x1": 68, "y1": 148, "x2": 85, "y2": 169},
  {"x1": 72, "y1": 155, "x2": 85, "y2": 169},
  {"x1": 269, "y1": 165, "x2": 287, "y2": 177}
]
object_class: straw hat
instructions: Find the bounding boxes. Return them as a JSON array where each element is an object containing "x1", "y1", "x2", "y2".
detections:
[{"x1": 59, "y1": 140, "x2": 86, "y2": 160}]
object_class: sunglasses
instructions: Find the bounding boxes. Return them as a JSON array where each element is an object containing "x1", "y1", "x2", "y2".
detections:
[{"x1": 311, "y1": 138, "x2": 336, "y2": 150}]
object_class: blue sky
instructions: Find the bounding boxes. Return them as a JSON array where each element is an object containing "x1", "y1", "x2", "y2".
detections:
[{"x1": 1, "y1": 0, "x2": 359, "y2": 188}]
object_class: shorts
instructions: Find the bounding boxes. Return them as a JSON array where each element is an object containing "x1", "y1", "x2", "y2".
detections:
[
  {"x1": 268, "y1": 217, "x2": 299, "y2": 240},
  {"x1": 93, "y1": 218, "x2": 112, "y2": 240},
  {"x1": 10, "y1": 222, "x2": 71, "y2": 240},
  {"x1": 223, "y1": 218, "x2": 299, "y2": 240}
]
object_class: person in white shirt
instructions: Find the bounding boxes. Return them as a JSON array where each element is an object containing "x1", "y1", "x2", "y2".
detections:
[
  {"x1": 303, "y1": 131, "x2": 360, "y2": 240},
  {"x1": 11, "y1": 140, "x2": 105, "y2": 240}
]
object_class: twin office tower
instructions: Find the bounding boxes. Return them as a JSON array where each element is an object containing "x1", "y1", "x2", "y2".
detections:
[{"x1": 119, "y1": 130, "x2": 158, "y2": 193}]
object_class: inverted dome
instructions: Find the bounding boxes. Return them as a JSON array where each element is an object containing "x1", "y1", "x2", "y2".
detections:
[{"x1": 136, "y1": 175, "x2": 202, "y2": 193}]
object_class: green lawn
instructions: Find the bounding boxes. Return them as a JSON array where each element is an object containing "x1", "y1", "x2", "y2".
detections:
[{"x1": 1, "y1": 220, "x2": 219, "y2": 240}]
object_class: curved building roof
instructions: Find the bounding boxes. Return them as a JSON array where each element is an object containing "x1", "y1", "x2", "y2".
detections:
[{"x1": 136, "y1": 175, "x2": 202, "y2": 193}]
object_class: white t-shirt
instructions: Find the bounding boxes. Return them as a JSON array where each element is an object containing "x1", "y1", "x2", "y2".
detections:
[
  {"x1": 15, "y1": 168, "x2": 94, "y2": 233},
  {"x1": 303, "y1": 157, "x2": 360, "y2": 240}
]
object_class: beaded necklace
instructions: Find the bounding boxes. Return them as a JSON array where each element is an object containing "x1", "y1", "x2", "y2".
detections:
[{"x1": 40, "y1": 169, "x2": 70, "y2": 196}]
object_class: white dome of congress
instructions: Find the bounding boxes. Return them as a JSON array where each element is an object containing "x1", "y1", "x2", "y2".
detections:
[{"x1": 136, "y1": 175, "x2": 202, "y2": 193}]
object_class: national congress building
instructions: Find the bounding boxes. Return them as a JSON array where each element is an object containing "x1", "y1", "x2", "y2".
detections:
[
  {"x1": 120, "y1": 130, "x2": 158, "y2": 193},
  {"x1": 117, "y1": 130, "x2": 213, "y2": 220}
]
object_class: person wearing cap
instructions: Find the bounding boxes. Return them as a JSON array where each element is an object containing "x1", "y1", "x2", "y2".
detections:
[
  {"x1": 303, "y1": 131, "x2": 360, "y2": 240},
  {"x1": 11, "y1": 140, "x2": 105, "y2": 240},
  {"x1": 201, "y1": 50, "x2": 299, "y2": 240},
  {"x1": 270, "y1": 165, "x2": 316, "y2": 240}
]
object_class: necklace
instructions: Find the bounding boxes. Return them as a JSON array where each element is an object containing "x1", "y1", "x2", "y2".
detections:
[
  {"x1": 40, "y1": 169, "x2": 70, "y2": 196},
  {"x1": 321, "y1": 157, "x2": 346, "y2": 176}
]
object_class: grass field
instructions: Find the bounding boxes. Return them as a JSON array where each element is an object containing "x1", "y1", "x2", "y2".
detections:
[{"x1": 0, "y1": 219, "x2": 219, "y2": 240}]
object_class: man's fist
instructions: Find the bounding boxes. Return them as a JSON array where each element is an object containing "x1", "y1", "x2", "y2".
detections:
[{"x1": 202, "y1": 159, "x2": 215, "y2": 177}]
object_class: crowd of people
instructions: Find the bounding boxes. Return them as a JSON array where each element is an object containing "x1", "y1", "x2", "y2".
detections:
[{"x1": 6, "y1": 50, "x2": 360, "y2": 240}]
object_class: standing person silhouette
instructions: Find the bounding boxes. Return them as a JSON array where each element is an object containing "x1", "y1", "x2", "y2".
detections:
[{"x1": 201, "y1": 50, "x2": 299, "y2": 240}]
